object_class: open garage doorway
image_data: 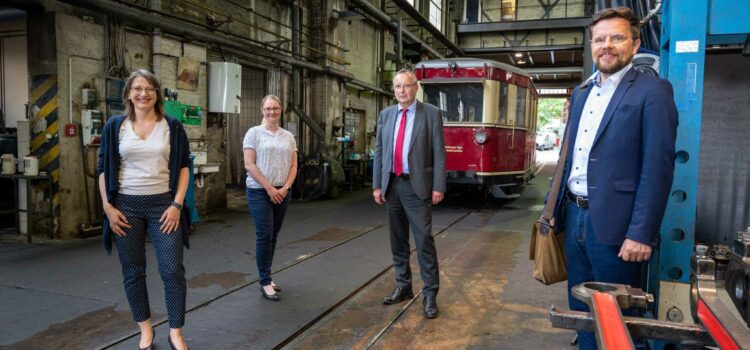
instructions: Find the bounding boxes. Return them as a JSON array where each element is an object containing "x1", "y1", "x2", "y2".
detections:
[{"x1": 535, "y1": 98, "x2": 567, "y2": 166}]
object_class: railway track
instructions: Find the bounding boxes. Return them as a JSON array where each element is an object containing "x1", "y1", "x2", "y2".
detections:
[{"x1": 103, "y1": 202, "x2": 480, "y2": 350}]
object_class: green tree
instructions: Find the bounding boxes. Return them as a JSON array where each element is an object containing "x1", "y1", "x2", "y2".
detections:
[{"x1": 537, "y1": 98, "x2": 565, "y2": 130}]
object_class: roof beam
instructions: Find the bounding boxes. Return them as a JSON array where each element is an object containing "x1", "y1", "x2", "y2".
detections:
[
  {"x1": 349, "y1": 0, "x2": 443, "y2": 59},
  {"x1": 389, "y1": 0, "x2": 464, "y2": 56},
  {"x1": 458, "y1": 17, "x2": 590, "y2": 33},
  {"x1": 525, "y1": 67, "x2": 583, "y2": 75},
  {"x1": 463, "y1": 44, "x2": 583, "y2": 54}
]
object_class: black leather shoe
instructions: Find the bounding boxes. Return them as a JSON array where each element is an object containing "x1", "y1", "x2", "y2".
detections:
[
  {"x1": 168, "y1": 335, "x2": 189, "y2": 350},
  {"x1": 138, "y1": 330, "x2": 154, "y2": 350},
  {"x1": 423, "y1": 295, "x2": 439, "y2": 319},
  {"x1": 383, "y1": 286, "x2": 414, "y2": 305},
  {"x1": 260, "y1": 286, "x2": 280, "y2": 301},
  {"x1": 168, "y1": 336, "x2": 176, "y2": 350}
]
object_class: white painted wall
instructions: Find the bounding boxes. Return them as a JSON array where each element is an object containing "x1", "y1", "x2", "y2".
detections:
[{"x1": 1, "y1": 19, "x2": 28, "y2": 128}]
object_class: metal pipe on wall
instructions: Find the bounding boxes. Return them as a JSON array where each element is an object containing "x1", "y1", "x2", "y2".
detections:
[
  {"x1": 292, "y1": 3, "x2": 301, "y2": 108},
  {"x1": 389, "y1": 0, "x2": 464, "y2": 56},
  {"x1": 349, "y1": 0, "x2": 444, "y2": 59},
  {"x1": 292, "y1": 1, "x2": 304, "y2": 153},
  {"x1": 67, "y1": 54, "x2": 102, "y2": 231},
  {"x1": 103, "y1": 14, "x2": 109, "y2": 74},
  {"x1": 0, "y1": 36, "x2": 5, "y2": 128},
  {"x1": 55, "y1": 0, "x2": 392, "y2": 96},
  {"x1": 395, "y1": 18, "x2": 403, "y2": 64}
]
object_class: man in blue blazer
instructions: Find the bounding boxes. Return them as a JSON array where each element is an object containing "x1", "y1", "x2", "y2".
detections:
[
  {"x1": 547, "y1": 7, "x2": 678, "y2": 349},
  {"x1": 373, "y1": 69, "x2": 446, "y2": 319}
]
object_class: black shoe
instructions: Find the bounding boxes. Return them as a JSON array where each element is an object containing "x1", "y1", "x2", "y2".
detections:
[
  {"x1": 260, "y1": 286, "x2": 280, "y2": 301},
  {"x1": 423, "y1": 295, "x2": 439, "y2": 319},
  {"x1": 138, "y1": 330, "x2": 154, "y2": 350},
  {"x1": 168, "y1": 335, "x2": 188, "y2": 350},
  {"x1": 383, "y1": 286, "x2": 414, "y2": 305}
]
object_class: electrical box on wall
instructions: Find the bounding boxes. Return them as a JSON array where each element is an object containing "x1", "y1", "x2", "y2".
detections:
[
  {"x1": 164, "y1": 100, "x2": 203, "y2": 126},
  {"x1": 81, "y1": 88, "x2": 97, "y2": 107},
  {"x1": 82, "y1": 109, "x2": 103, "y2": 145},
  {"x1": 208, "y1": 62, "x2": 241, "y2": 114},
  {"x1": 65, "y1": 123, "x2": 78, "y2": 137},
  {"x1": 105, "y1": 78, "x2": 125, "y2": 102}
]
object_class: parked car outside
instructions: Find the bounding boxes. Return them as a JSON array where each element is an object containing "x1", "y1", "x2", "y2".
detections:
[{"x1": 536, "y1": 132, "x2": 556, "y2": 150}]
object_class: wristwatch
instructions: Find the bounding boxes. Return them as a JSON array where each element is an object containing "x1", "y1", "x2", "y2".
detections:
[{"x1": 171, "y1": 201, "x2": 183, "y2": 210}]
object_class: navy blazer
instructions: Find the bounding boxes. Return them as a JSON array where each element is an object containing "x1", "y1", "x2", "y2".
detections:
[
  {"x1": 97, "y1": 115, "x2": 191, "y2": 254},
  {"x1": 552, "y1": 68, "x2": 678, "y2": 246}
]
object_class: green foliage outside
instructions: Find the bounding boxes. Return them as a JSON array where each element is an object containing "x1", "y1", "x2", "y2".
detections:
[{"x1": 537, "y1": 98, "x2": 565, "y2": 131}]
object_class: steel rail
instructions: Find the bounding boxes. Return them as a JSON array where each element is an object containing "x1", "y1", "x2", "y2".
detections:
[
  {"x1": 100, "y1": 223, "x2": 386, "y2": 349},
  {"x1": 360, "y1": 209, "x2": 479, "y2": 349}
]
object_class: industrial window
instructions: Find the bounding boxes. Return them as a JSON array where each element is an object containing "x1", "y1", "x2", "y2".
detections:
[
  {"x1": 516, "y1": 86, "x2": 527, "y2": 127},
  {"x1": 502, "y1": 0, "x2": 516, "y2": 21},
  {"x1": 430, "y1": 0, "x2": 442, "y2": 31},
  {"x1": 498, "y1": 82, "x2": 508, "y2": 125},
  {"x1": 423, "y1": 83, "x2": 484, "y2": 123},
  {"x1": 465, "y1": 0, "x2": 480, "y2": 23}
]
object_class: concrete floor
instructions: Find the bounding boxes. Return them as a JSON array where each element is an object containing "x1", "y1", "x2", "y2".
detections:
[{"x1": 0, "y1": 150, "x2": 571, "y2": 350}]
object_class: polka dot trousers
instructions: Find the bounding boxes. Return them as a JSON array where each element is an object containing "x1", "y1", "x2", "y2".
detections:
[{"x1": 112, "y1": 192, "x2": 186, "y2": 329}]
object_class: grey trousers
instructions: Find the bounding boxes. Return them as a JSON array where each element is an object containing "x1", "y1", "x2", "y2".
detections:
[{"x1": 385, "y1": 176, "x2": 440, "y2": 296}]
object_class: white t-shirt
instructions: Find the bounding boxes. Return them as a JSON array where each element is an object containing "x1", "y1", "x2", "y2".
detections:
[
  {"x1": 242, "y1": 125, "x2": 297, "y2": 189},
  {"x1": 118, "y1": 118, "x2": 171, "y2": 195}
]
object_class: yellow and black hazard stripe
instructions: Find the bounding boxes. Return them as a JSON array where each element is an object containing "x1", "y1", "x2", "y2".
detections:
[{"x1": 29, "y1": 74, "x2": 59, "y2": 236}]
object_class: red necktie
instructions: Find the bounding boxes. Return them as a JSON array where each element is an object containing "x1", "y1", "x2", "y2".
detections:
[{"x1": 394, "y1": 108, "x2": 408, "y2": 176}]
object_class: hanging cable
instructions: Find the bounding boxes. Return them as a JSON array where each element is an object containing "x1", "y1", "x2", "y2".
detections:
[
  {"x1": 108, "y1": 18, "x2": 129, "y2": 78},
  {"x1": 640, "y1": 1, "x2": 663, "y2": 26}
]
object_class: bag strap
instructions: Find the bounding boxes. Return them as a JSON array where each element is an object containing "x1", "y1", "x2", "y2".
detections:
[{"x1": 541, "y1": 122, "x2": 573, "y2": 223}]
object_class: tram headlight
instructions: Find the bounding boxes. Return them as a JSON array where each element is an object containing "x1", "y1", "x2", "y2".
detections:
[{"x1": 474, "y1": 130, "x2": 488, "y2": 145}]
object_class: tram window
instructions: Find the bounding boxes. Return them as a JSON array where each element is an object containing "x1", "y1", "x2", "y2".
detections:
[
  {"x1": 498, "y1": 82, "x2": 508, "y2": 125},
  {"x1": 516, "y1": 86, "x2": 527, "y2": 127},
  {"x1": 422, "y1": 83, "x2": 484, "y2": 123}
]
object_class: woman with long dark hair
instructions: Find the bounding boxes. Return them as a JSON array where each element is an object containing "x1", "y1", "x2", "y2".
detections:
[{"x1": 98, "y1": 69, "x2": 191, "y2": 350}]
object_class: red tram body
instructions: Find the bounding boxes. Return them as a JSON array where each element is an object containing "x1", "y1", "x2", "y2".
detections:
[{"x1": 415, "y1": 58, "x2": 539, "y2": 199}]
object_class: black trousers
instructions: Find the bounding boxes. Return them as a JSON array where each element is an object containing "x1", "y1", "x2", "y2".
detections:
[{"x1": 385, "y1": 176, "x2": 440, "y2": 296}]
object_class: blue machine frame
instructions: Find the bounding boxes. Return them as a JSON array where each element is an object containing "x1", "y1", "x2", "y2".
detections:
[{"x1": 652, "y1": 0, "x2": 750, "y2": 347}]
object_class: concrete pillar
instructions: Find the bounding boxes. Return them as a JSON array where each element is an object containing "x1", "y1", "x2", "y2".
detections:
[{"x1": 26, "y1": 10, "x2": 61, "y2": 238}]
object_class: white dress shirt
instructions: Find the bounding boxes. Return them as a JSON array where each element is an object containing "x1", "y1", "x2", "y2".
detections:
[{"x1": 567, "y1": 64, "x2": 633, "y2": 196}]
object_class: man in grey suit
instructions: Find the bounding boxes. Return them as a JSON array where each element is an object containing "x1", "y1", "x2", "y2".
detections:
[{"x1": 373, "y1": 68, "x2": 446, "y2": 319}]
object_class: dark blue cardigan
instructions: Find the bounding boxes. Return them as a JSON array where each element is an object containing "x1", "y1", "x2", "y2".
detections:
[{"x1": 97, "y1": 115, "x2": 191, "y2": 254}]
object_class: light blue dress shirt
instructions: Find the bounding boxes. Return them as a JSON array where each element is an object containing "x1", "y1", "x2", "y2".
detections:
[
  {"x1": 567, "y1": 64, "x2": 633, "y2": 196},
  {"x1": 393, "y1": 100, "x2": 417, "y2": 174}
]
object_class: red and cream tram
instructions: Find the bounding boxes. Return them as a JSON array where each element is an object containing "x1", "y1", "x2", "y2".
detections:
[{"x1": 415, "y1": 58, "x2": 539, "y2": 199}]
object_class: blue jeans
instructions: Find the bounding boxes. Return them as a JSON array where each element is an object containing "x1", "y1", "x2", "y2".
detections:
[
  {"x1": 247, "y1": 187, "x2": 291, "y2": 286},
  {"x1": 565, "y1": 201, "x2": 647, "y2": 350}
]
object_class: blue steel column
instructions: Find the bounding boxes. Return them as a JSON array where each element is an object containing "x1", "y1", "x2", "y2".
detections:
[{"x1": 650, "y1": 0, "x2": 707, "y2": 339}]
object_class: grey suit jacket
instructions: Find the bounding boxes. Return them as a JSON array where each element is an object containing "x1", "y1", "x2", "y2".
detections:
[{"x1": 373, "y1": 101, "x2": 446, "y2": 200}]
